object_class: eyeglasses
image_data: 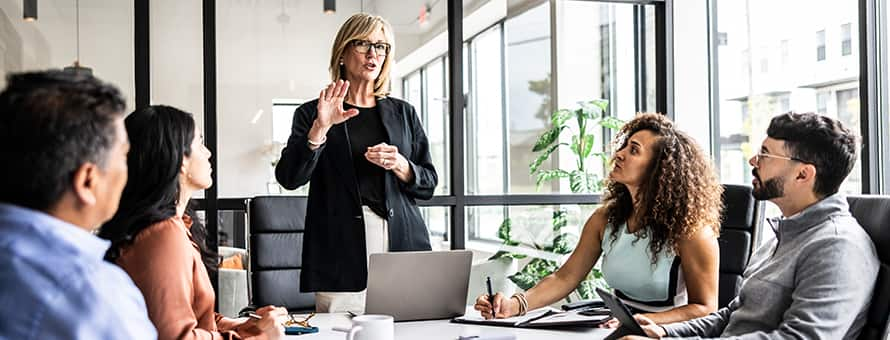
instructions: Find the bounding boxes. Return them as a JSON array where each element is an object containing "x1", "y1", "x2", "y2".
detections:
[
  {"x1": 350, "y1": 40, "x2": 390, "y2": 57},
  {"x1": 752, "y1": 152, "x2": 810, "y2": 165}
]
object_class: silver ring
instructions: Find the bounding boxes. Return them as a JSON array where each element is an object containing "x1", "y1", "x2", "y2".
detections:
[{"x1": 383, "y1": 159, "x2": 388, "y2": 166}]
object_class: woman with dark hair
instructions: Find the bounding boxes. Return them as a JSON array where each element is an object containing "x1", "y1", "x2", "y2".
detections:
[
  {"x1": 99, "y1": 105, "x2": 287, "y2": 340},
  {"x1": 476, "y1": 113, "x2": 724, "y2": 325}
]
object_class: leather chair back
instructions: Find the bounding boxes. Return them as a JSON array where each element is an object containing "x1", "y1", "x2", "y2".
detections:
[
  {"x1": 847, "y1": 195, "x2": 890, "y2": 340},
  {"x1": 717, "y1": 184, "x2": 764, "y2": 308},
  {"x1": 247, "y1": 196, "x2": 314, "y2": 312}
]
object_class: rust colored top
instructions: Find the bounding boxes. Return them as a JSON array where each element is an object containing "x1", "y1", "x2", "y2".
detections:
[{"x1": 117, "y1": 215, "x2": 263, "y2": 340}]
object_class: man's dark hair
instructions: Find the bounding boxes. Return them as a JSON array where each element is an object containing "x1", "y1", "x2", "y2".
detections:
[
  {"x1": 767, "y1": 112, "x2": 859, "y2": 197},
  {"x1": 0, "y1": 70, "x2": 127, "y2": 210}
]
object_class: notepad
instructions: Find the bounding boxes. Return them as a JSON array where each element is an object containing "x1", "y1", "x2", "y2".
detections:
[{"x1": 452, "y1": 307, "x2": 610, "y2": 328}]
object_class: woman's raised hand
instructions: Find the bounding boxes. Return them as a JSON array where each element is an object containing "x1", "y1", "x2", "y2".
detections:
[{"x1": 315, "y1": 80, "x2": 360, "y2": 129}]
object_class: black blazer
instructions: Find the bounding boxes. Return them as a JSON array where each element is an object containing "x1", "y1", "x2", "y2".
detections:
[{"x1": 275, "y1": 97, "x2": 438, "y2": 292}]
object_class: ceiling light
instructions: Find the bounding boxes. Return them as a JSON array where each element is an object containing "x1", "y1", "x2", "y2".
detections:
[
  {"x1": 23, "y1": 0, "x2": 37, "y2": 21},
  {"x1": 323, "y1": 0, "x2": 335, "y2": 14}
]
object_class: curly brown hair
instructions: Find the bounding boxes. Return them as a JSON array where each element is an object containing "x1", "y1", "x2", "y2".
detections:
[{"x1": 602, "y1": 113, "x2": 723, "y2": 263}]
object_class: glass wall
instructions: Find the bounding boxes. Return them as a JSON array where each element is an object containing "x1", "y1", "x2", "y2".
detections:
[
  {"x1": 467, "y1": 25, "x2": 506, "y2": 194},
  {"x1": 394, "y1": 0, "x2": 657, "y2": 246},
  {"x1": 151, "y1": 0, "x2": 204, "y2": 198},
  {"x1": 504, "y1": 4, "x2": 552, "y2": 194},
  {"x1": 0, "y1": 0, "x2": 135, "y2": 110},
  {"x1": 714, "y1": 0, "x2": 862, "y2": 195},
  {"x1": 466, "y1": 205, "x2": 597, "y2": 245}
]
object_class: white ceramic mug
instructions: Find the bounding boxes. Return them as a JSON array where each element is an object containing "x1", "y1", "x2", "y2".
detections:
[{"x1": 346, "y1": 314, "x2": 394, "y2": 340}]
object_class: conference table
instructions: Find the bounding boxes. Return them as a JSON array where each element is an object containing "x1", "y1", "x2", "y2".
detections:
[{"x1": 285, "y1": 308, "x2": 613, "y2": 340}]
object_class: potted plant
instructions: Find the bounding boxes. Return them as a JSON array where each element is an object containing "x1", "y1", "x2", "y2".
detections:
[{"x1": 490, "y1": 99, "x2": 623, "y2": 302}]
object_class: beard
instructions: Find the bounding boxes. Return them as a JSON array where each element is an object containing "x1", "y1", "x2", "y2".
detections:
[{"x1": 752, "y1": 169, "x2": 785, "y2": 200}]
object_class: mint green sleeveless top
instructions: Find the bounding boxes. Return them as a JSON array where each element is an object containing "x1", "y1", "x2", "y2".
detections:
[{"x1": 600, "y1": 222, "x2": 686, "y2": 312}]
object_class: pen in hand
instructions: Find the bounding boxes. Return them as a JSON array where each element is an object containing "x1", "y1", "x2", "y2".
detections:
[{"x1": 486, "y1": 276, "x2": 495, "y2": 316}]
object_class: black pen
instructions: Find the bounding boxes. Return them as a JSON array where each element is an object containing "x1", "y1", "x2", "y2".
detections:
[{"x1": 486, "y1": 276, "x2": 495, "y2": 307}]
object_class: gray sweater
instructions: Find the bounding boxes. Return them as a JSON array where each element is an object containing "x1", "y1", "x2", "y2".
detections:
[{"x1": 664, "y1": 194, "x2": 879, "y2": 340}]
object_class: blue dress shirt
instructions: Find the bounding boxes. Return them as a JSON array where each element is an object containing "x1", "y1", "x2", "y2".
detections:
[{"x1": 0, "y1": 203, "x2": 157, "y2": 339}]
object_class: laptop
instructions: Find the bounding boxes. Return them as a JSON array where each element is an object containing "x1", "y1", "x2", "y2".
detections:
[{"x1": 365, "y1": 250, "x2": 472, "y2": 321}]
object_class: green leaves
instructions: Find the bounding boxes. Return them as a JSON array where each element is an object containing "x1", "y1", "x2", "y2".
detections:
[
  {"x1": 552, "y1": 210, "x2": 567, "y2": 232},
  {"x1": 600, "y1": 115, "x2": 625, "y2": 130},
  {"x1": 532, "y1": 126, "x2": 564, "y2": 152},
  {"x1": 535, "y1": 169, "x2": 570, "y2": 189},
  {"x1": 488, "y1": 250, "x2": 527, "y2": 261},
  {"x1": 551, "y1": 233, "x2": 577, "y2": 255},
  {"x1": 530, "y1": 99, "x2": 623, "y2": 194},
  {"x1": 550, "y1": 109, "x2": 573, "y2": 127},
  {"x1": 568, "y1": 170, "x2": 585, "y2": 193},
  {"x1": 497, "y1": 218, "x2": 520, "y2": 247},
  {"x1": 529, "y1": 142, "x2": 565, "y2": 173},
  {"x1": 570, "y1": 135, "x2": 595, "y2": 159},
  {"x1": 578, "y1": 99, "x2": 608, "y2": 120},
  {"x1": 508, "y1": 258, "x2": 560, "y2": 291}
]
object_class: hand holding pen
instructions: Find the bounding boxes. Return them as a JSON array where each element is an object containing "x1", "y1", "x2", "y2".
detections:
[
  {"x1": 245, "y1": 305, "x2": 289, "y2": 339},
  {"x1": 473, "y1": 276, "x2": 520, "y2": 319}
]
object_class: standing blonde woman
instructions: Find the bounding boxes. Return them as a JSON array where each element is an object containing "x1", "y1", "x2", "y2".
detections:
[{"x1": 276, "y1": 13, "x2": 438, "y2": 313}]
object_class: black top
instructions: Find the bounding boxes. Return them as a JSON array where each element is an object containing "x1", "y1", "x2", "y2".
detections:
[
  {"x1": 275, "y1": 97, "x2": 438, "y2": 292},
  {"x1": 345, "y1": 103, "x2": 388, "y2": 219}
]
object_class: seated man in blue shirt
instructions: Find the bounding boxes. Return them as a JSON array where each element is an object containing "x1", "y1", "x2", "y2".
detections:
[
  {"x1": 625, "y1": 112, "x2": 879, "y2": 339},
  {"x1": 0, "y1": 70, "x2": 156, "y2": 339}
]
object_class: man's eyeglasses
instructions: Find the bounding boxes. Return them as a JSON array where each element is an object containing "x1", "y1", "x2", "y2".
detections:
[
  {"x1": 350, "y1": 40, "x2": 390, "y2": 57},
  {"x1": 753, "y1": 152, "x2": 810, "y2": 165}
]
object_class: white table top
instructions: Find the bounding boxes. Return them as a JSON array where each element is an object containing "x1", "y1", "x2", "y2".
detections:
[{"x1": 285, "y1": 309, "x2": 612, "y2": 340}]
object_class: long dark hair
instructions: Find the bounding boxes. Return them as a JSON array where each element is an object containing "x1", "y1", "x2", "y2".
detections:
[
  {"x1": 99, "y1": 106, "x2": 216, "y2": 276},
  {"x1": 602, "y1": 113, "x2": 723, "y2": 263}
]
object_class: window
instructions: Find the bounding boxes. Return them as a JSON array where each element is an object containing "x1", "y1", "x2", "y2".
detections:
[
  {"x1": 423, "y1": 59, "x2": 450, "y2": 196},
  {"x1": 836, "y1": 88, "x2": 861, "y2": 194},
  {"x1": 394, "y1": 0, "x2": 660, "y2": 253},
  {"x1": 505, "y1": 3, "x2": 553, "y2": 194},
  {"x1": 841, "y1": 23, "x2": 852, "y2": 56},
  {"x1": 780, "y1": 39, "x2": 789, "y2": 66},
  {"x1": 421, "y1": 206, "x2": 451, "y2": 251},
  {"x1": 467, "y1": 205, "x2": 596, "y2": 246},
  {"x1": 718, "y1": 32, "x2": 729, "y2": 46},
  {"x1": 467, "y1": 25, "x2": 505, "y2": 194},
  {"x1": 403, "y1": 71, "x2": 422, "y2": 111},
  {"x1": 715, "y1": 0, "x2": 861, "y2": 194},
  {"x1": 402, "y1": 61, "x2": 450, "y2": 196},
  {"x1": 463, "y1": 3, "x2": 555, "y2": 195},
  {"x1": 816, "y1": 91, "x2": 829, "y2": 115}
]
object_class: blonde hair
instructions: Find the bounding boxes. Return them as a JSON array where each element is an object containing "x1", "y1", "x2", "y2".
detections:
[{"x1": 329, "y1": 13, "x2": 395, "y2": 98}]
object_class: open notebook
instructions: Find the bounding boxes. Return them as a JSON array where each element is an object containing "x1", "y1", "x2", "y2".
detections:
[{"x1": 452, "y1": 307, "x2": 610, "y2": 328}]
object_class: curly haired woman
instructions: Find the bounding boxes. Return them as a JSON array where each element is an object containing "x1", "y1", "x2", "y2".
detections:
[{"x1": 475, "y1": 113, "x2": 724, "y2": 326}]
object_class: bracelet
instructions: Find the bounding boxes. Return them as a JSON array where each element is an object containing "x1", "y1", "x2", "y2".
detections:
[
  {"x1": 511, "y1": 292, "x2": 528, "y2": 316},
  {"x1": 307, "y1": 135, "x2": 327, "y2": 146}
]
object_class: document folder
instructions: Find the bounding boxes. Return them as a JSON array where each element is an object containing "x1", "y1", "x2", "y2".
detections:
[{"x1": 452, "y1": 307, "x2": 610, "y2": 329}]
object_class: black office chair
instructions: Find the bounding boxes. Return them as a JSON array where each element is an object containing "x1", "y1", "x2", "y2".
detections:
[
  {"x1": 247, "y1": 196, "x2": 315, "y2": 312},
  {"x1": 847, "y1": 195, "x2": 890, "y2": 340},
  {"x1": 716, "y1": 184, "x2": 764, "y2": 308}
]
